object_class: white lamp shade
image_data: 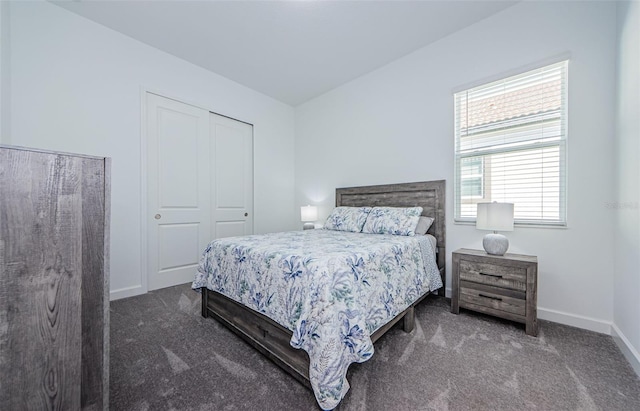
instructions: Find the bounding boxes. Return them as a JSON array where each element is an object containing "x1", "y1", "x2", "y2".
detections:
[
  {"x1": 476, "y1": 202, "x2": 514, "y2": 232},
  {"x1": 300, "y1": 205, "x2": 318, "y2": 222}
]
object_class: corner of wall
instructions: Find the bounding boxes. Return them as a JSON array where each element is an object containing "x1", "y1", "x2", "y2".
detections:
[
  {"x1": 538, "y1": 307, "x2": 613, "y2": 335},
  {"x1": 612, "y1": 0, "x2": 640, "y2": 378},
  {"x1": 612, "y1": 323, "x2": 640, "y2": 377}
]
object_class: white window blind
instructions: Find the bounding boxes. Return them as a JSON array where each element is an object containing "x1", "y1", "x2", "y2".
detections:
[{"x1": 454, "y1": 61, "x2": 568, "y2": 226}]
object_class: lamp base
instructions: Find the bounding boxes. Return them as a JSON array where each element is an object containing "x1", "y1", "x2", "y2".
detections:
[
  {"x1": 483, "y1": 233, "x2": 509, "y2": 256},
  {"x1": 303, "y1": 222, "x2": 315, "y2": 230}
]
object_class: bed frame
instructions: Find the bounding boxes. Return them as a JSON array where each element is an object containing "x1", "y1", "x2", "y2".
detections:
[{"x1": 200, "y1": 180, "x2": 446, "y2": 388}]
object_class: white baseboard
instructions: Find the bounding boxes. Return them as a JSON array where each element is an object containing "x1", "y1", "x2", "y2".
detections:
[
  {"x1": 611, "y1": 323, "x2": 640, "y2": 377},
  {"x1": 110, "y1": 284, "x2": 146, "y2": 301},
  {"x1": 537, "y1": 306, "x2": 612, "y2": 335},
  {"x1": 506, "y1": 307, "x2": 640, "y2": 377},
  {"x1": 446, "y1": 294, "x2": 611, "y2": 335}
]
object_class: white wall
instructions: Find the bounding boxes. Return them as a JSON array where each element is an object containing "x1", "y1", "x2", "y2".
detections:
[
  {"x1": 9, "y1": 1, "x2": 296, "y2": 299},
  {"x1": 613, "y1": 1, "x2": 640, "y2": 375},
  {"x1": 295, "y1": 1, "x2": 617, "y2": 332},
  {"x1": 0, "y1": 1, "x2": 9, "y2": 144}
]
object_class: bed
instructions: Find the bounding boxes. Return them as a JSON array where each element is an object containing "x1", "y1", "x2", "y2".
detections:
[{"x1": 193, "y1": 180, "x2": 446, "y2": 409}]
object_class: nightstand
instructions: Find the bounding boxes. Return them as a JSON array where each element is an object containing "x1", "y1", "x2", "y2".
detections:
[{"x1": 451, "y1": 248, "x2": 538, "y2": 336}]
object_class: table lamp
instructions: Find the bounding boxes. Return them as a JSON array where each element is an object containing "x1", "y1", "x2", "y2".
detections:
[
  {"x1": 300, "y1": 205, "x2": 318, "y2": 230},
  {"x1": 476, "y1": 202, "x2": 514, "y2": 256}
]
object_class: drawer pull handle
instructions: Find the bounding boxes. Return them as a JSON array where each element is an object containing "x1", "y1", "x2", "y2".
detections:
[
  {"x1": 479, "y1": 272, "x2": 503, "y2": 279},
  {"x1": 479, "y1": 293, "x2": 503, "y2": 301}
]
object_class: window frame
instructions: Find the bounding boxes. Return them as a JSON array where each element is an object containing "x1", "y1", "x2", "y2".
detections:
[{"x1": 453, "y1": 60, "x2": 569, "y2": 227}]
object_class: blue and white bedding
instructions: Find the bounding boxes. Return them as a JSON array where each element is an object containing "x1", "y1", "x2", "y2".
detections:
[{"x1": 192, "y1": 229, "x2": 442, "y2": 410}]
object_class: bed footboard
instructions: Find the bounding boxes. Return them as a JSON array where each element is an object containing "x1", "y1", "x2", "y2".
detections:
[
  {"x1": 200, "y1": 287, "x2": 431, "y2": 392},
  {"x1": 201, "y1": 288, "x2": 311, "y2": 387}
]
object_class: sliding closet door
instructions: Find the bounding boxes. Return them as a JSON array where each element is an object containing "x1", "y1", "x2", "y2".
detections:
[
  {"x1": 147, "y1": 93, "x2": 211, "y2": 291},
  {"x1": 210, "y1": 113, "x2": 254, "y2": 239},
  {"x1": 146, "y1": 94, "x2": 254, "y2": 291}
]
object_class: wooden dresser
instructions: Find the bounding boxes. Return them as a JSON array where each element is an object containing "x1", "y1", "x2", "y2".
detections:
[
  {"x1": 0, "y1": 145, "x2": 110, "y2": 410},
  {"x1": 451, "y1": 248, "x2": 538, "y2": 336}
]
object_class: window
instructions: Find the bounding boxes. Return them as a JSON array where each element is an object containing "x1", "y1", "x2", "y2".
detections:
[
  {"x1": 460, "y1": 157, "x2": 484, "y2": 198},
  {"x1": 454, "y1": 61, "x2": 568, "y2": 226}
]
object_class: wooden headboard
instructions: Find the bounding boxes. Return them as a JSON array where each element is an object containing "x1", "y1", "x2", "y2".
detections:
[{"x1": 336, "y1": 180, "x2": 446, "y2": 296}]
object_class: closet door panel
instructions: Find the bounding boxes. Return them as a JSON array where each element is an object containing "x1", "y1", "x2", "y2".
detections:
[{"x1": 147, "y1": 93, "x2": 210, "y2": 290}]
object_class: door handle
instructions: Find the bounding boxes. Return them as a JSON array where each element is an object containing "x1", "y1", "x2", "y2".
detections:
[
  {"x1": 154, "y1": 214, "x2": 161, "y2": 220},
  {"x1": 244, "y1": 213, "x2": 248, "y2": 217}
]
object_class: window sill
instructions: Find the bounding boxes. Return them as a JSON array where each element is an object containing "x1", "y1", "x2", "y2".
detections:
[{"x1": 454, "y1": 220, "x2": 568, "y2": 229}]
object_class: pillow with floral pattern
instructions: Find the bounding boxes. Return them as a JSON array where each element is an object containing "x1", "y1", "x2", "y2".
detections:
[
  {"x1": 362, "y1": 206, "x2": 423, "y2": 236},
  {"x1": 323, "y1": 207, "x2": 372, "y2": 232}
]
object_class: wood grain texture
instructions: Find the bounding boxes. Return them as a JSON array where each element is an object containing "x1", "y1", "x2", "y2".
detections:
[
  {"x1": 459, "y1": 261, "x2": 527, "y2": 291},
  {"x1": 451, "y1": 252, "x2": 460, "y2": 314},
  {"x1": 459, "y1": 287, "x2": 526, "y2": 316},
  {"x1": 402, "y1": 306, "x2": 415, "y2": 332},
  {"x1": 525, "y1": 263, "x2": 538, "y2": 336},
  {"x1": 80, "y1": 157, "x2": 107, "y2": 411},
  {"x1": 459, "y1": 280, "x2": 526, "y2": 300},
  {"x1": 1, "y1": 149, "x2": 83, "y2": 410},
  {"x1": 0, "y1": 146, "x2": 110, "y2": 410},
  {"x1": 101, "y1": 158, "x2": 110, "y2": 411},
  {"x1": 205, "y1": 289, "x2": 311, "y2": 387},
  {"x1": 451, "y1": 249, "x2": 538, "y2": 336}
]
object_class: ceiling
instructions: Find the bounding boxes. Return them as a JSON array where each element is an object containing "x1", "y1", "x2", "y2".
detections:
[{"x1": 53, "y1": 0, "x2": 517, "y2": 106}]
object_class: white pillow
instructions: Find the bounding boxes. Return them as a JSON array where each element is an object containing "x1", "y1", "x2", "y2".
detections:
[{"x1": 414, "y1": 216, "x2": 434, "y2": 235}]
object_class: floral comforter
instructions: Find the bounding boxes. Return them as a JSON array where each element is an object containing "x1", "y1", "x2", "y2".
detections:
[{"x1": 192, "y1": 229, "x2": 442, "y2": 410}]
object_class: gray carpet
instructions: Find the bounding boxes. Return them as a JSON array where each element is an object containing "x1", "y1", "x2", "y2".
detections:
[{"x1": 110, "y1": 284, "x2": 640, "y2": 410}]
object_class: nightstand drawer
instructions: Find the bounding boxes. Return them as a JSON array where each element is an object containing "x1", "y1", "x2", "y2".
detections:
[
  {"x1": 459, "y1": 259, "x2": 526, "y2": 291},
  {"x1": 459, "y1": 283, "x2": 526, "y2": 316}
]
